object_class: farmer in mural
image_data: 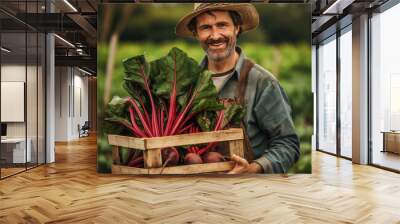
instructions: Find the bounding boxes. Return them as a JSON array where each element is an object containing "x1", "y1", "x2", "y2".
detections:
[{"x1": 176, "y1": 3, "x2": 300, "y2": 173}]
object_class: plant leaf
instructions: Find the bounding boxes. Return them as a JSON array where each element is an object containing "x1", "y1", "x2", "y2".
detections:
[
  {"x1": 151, "y1": 47, "x2": 200, "y2": 107},
  {"x1": 122, "y1": 55, "x2": 150, "y2": 105},
  {"x1": 195, "y1": 111, "x2": 217, "y2": 132},
  {"x1": 104, "y1": 96, "x2": 131, "y2": 134},
  {"x1": 222, "y1": 103, "x2": 245, "y2": 128},
  {"x1": 190, "y1": 70, "x2": 224, "y2": 114}
]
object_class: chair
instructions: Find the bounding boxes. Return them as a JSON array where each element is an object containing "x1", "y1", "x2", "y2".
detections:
[{"x1": 78, "y1": 121, "x2": 90, "y2": 138}]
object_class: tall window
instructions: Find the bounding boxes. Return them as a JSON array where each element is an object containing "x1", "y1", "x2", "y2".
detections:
[
  {"x1": 317, "y1": 35, "x2": 337, "y2": 154},
  {"x1": 371, "y1": 3, "x2": 400, "y2": 171},
  {"x1": 339, "y1": 27, "x2": 352, "y2": 158}
]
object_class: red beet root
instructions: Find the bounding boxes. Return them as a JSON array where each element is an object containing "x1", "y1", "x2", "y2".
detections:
[
  {"x1": 184, "y1": 153, "x2": 203, "y2": 165},
  {"x1": 162, "y1": 147, "x2": 179, "y2": 167},
  {"x1": 159, "y1": 147, "x2": 180, "y2": 174},
  {"x1": 202, "y1": 152, "x2": 225, "y2": 163},
  {"x1": 128, "y1": 156, "x2": 144, "y2": 167}
]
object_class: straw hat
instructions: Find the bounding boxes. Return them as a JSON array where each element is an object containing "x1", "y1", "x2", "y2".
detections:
[{"x1": 175, "y1": 3, "x2": 259, "y2": 38}]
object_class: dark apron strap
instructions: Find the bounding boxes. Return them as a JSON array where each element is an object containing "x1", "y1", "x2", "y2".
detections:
[{"x1": 235, "y1": 59, "x2": 255, "y2": 162}]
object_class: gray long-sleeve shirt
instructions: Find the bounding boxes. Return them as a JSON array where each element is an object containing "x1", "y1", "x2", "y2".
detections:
[{"x1": 201, "y1": 47, "x2": 300, "y2": 173}]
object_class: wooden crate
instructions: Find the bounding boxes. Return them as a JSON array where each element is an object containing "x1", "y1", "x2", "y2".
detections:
[{"x1": 108, "y1": 128, "x2": 244, "y2": 175}]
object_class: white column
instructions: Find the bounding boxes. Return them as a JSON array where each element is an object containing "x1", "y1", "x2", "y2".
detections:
[
  {"x1": 45, "y1": 0, "x2": 56, "y2": 163},
  {"x1": 312, "y1": 45, "x2": 317, "y2": 151},
  {"x1": 352, "y1": 14, "x2": 369, "y2": 164},
  {"x1": 46, "y1": 33, "x2": 55, "y2": 163}
]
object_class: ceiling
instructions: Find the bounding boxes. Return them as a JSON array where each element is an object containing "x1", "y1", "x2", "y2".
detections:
[
  {"x1": 311, "y1": 0, "x2": 390, "y2": 43},
  {"x1": 0, "y1": 0, "x2": 97, "y2": 74}
]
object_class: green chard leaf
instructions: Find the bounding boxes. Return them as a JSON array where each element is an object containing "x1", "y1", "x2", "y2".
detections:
[
  {"x1": 190, "y1": 70, "x2": 224, "y2": 114},
  {"x1": 151, "y1": 47, "x2": 200, "y2": 106},
  {"x1": 104, "y1": 96, "x2": 131, "y2": 135},
  {"x1": 122, "y1": 55, "x2": 151, "y2": 106},
  {"x1": 222, "y1": 103, "x2": 246, "y2": 128},
  {"x1": 195, "y1": 111, "x2": 217, "y2": 132}
]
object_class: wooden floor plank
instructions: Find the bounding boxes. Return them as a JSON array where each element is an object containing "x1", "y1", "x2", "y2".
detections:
[{"x1": 0, "y1": 134, "x2": 399, "y2": 223}]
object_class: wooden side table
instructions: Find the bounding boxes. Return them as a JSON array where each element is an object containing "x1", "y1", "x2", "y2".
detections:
[{"x1": 382, "y1": 131, "x2": 400, "y2": 154}]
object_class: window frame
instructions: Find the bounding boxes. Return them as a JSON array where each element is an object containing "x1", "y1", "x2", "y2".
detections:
[{"x1": 315, "y1": 21, "x2": 353, "y2": 161}]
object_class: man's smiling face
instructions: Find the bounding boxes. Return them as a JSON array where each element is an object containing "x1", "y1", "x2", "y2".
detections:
[{"x1": 195, "y1": 10, "x2": 239, "y2": 62}]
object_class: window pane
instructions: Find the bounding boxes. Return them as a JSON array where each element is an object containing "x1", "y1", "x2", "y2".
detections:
[
  {"x1": 318, "y1": 36, "x2": 337, "y2": 154},
  {"x1": 1, "y1": 30, "x2": 28, "y2": 177},
  {"x1": 27, "y1": 30, "x2": 38, "y2": 169},
  {"x1": 340, "y1": 28, "x2": 352, "y2": 158},
  {"x1": 371, "y1": 3, "x2": 400, "y2": 171}
]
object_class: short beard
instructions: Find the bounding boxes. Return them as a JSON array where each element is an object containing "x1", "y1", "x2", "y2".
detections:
[
  {"x1": 206, "y1": 42, "x2": 235, "y2": 62},
  {"x1": 204, "y1": 36, "x2": 237, "y2": 62}
]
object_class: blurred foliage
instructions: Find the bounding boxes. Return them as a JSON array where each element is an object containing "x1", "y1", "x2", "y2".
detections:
[
  {"x1": 97, "y1": 3, "x2": 312, "y2": 174},
  {"x1": 98, "y1": 4, "x2": 310, "y2": 44}
]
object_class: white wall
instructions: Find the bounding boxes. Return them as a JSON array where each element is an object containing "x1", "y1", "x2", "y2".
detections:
[
  {"x1": 1, "y1": 63, "x2": 46, "y2": 164},
  {"x1": 55, "y1": 66, "x2": 69, "y2": 141},
  {"x1": 54, "y1": 67, "x2": 89, "y2": 141},
  {"x1": 1, "y1": 64, "x2": 26, "y2": 81},
  {"x1": 72, "y1": 72, "x2": 89, "y2": 138},
  {"x1": 1, "y1": 65, "x2": 26, "y2": 138}
]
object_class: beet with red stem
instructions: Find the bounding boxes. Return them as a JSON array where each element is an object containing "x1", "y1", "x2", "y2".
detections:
[
  {"x1": 128, "y1": 156, "x2": 144, "y2": 167},
  {"x1": 184, "y1": 153, "x2": 203, "y2": 165},
  {"x1": 137, "y1": 96, "x2": 151, "y2": 129},
  {"x1": 159, "y1": 147, "x2": 180, "y2": 174},
  {"x1": 130, "y1": 99, "x2": 154, "y2": 137},
  {"x1": 138, "y1": 66, "x2": 160, "y2": 137},
  {"x1": 164, "y1": 53, "x2": 178, "y2": 136},
  {"x1": 202, "y1": 152, "x2": 225, "y2": 163},
  {"x1": 197, "y1": 111, "x2": 225, "y2": 155},
  {"x1": 129, "y1": 107, "x2": 146, "y2": 137}
]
